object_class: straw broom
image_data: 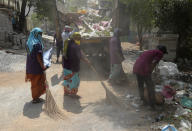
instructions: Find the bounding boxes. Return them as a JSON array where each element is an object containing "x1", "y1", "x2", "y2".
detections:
[
  {"x1": 42, "y1": 47, "x2": 65, "y2": 120},
  {"x1": 44, "y1": 78, "x2": 65, "y2": 120}
]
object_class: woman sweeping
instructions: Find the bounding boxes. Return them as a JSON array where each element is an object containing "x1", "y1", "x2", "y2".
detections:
[
  {"x1": 62, "y1": 32, "x2": 89, "y2": 96},
  {"x1": 25, "y1": 27, "x2": 48, "y2": 104}
]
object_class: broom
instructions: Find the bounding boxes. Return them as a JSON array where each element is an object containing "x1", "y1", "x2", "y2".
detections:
[
  {"x1": 81, "y1": 50, "x2": 107, "y2": 89},
  {"x1": 43, "y1": 47, "x2": 65, "y2": 120},
  {"x1": 44, "y1": 78, "x2": 65, "y2": 120}
]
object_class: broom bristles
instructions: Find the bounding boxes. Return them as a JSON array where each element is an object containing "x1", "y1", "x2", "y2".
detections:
[{"x1": 44, "y1": 87, "x2": 65, "y2": 120}]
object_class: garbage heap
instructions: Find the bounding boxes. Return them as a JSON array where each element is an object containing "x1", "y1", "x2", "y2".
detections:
[
  {"x1": 155, "y1": 61, "x2": 192, "y2": 105},
  {"x1": 151, "y1": 61, "x2": 192, "y2": 131},
  {"x1": 76, "y1": 8, "x2": 113, "y2": 38}
]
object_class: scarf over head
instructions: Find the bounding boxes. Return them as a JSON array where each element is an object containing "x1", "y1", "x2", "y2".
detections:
[
  {"x1": 26, "y1": 27, "x2": 43, "y2": 53},
  {"x1": 71, "y1": 32, "x2": 81, "y2": 45}
]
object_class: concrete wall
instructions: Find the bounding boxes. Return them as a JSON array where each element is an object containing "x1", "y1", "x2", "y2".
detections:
[
  {"x1": 0, "y1": 9, "x2": 12, "y2": 47},
  {"x1": 147, "y1": 34, "x2": 178, "y2": 61}
]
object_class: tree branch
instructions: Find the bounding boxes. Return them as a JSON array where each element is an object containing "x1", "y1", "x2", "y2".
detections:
[{"x1": 25, "y1": 0, "x2": 32, "y2": 17}]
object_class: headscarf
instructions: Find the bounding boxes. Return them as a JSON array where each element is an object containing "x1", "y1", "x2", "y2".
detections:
[
  {"x1": 71, "y1": 32, "x2": 81, "y2": 45},
  {"x1": 113, "y1": 28, "x2": 121, "y2": 38},
  {"x1": 63, "y1": 32, "x2": 81, "y2": 59},
  {"x1": 26, "y1": 27, "x2": 43, "y2": 53}
]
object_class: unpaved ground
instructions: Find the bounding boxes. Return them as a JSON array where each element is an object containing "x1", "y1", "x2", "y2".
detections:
[
  {"x1": 0, "y1": 43, "x2": 155, "y2": 131},
  {"x1": 0, "y1": 64, "x2": 151, "y2": 131}
]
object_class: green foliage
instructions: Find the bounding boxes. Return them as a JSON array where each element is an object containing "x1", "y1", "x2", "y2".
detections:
[
  {"x1": 119, "y1": 0, "x2": 154, "y2": 50},
  {"x1": 33, "y1": 0, "x2": 56, "y2": 22},
  {"x1": 30, "y1": 13, "x2": 43, "y2": 27},
  {"x1": 119, "y1": 0, "x2": 192, "y2": 58},
  {"x1": 120, "y1": 0, "x2": 154, "y2": 31},
  {"x1": 153, "y1": 0, "x2": 192, "y2": 33},
  {"x1": 153, "y1": 0, "x2": 192, "y2": 59}
]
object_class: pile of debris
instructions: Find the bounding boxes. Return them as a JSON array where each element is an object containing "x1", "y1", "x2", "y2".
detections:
[
  {"x1": 77, "y1": 8, "x2": 112, "y2": 38},
  {"x1": 6, "y1": 32, "x2": 27, "y2": 49},
  {"x1": 150, "y1": 61, "x2": 192, "y2": 130}
]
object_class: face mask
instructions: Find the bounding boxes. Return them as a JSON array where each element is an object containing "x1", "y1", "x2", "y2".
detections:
[{"x1": 75, "y1": 40, "x2": 80, "y2": 45}]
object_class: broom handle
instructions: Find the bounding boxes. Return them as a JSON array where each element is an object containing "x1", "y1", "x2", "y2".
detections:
[
  {"x1": 81, "y1": 51, "x2": 106, "y2": 89},
  {"x1": 81, "y1": 50, "x2": 100, "y2": 76},
  {"x1": 87, "y1": 61, "x2": 107, "y2": 88}
]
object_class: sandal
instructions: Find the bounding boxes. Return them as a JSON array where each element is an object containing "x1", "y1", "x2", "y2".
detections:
[{"x1": 32, "y1": 98, "x2": 43, "y2": 104}]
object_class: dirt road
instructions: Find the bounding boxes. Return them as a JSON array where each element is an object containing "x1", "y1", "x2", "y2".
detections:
[{"x1": 0, "y1": 62, "x2": 153, "y2": 131}]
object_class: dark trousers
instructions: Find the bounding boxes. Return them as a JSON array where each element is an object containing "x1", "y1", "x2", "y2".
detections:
[
  {"x1": 56, "y1": 45, "x2": 63, "y2": 59},
  {"x1": 136, "y1": 74, "x2": 156, "y2": 107}
]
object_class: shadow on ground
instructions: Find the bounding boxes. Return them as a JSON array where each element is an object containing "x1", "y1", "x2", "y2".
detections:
[
  {"x1": 51, "y1": 73, "x2": 63, "y2": 87},
  {"x1": 91, "y1": 100, "x2": 152, "y2": 130},
  {"x1": 23, "y1": 102, "x2": 43, "y2": 119},
  {"x1": 63, "y1": 95, "x2": 84, "y2": 114},
  {"x1": 110, "y1": 73, "x2": 138, "y2": 96}
]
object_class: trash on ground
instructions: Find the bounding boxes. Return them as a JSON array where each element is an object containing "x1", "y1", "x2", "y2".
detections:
[
  {"x1": 144, "y1": 88, "x2": 164, "y2": 105},
  {"x1": 179, "y1": 119, "x2": 192, "y2": 131},
  {"x1": 126, "y1": 94, "x2": 134, "y2": 99},
  {"x1": 155, "y1": 113, "x2": 165, "y2": 122},
  {"x1": 174, "y1": 105, "x2": 191, "y2": 117},
  {"x1": 158, "y1": 61, "x2": 179, "y2": 76},
  {"x1": 131, "y1": 102, "x2": 140, "y2": 108},
  {"x1": 162, "y1": 86, "x2": 176, "y2": 99},
  {"x1": 180, "y1": 96, "x2": 192, "y2": 109},
  {"x1": 161, "y1": 125, "x2": 177, "y2": 131}
]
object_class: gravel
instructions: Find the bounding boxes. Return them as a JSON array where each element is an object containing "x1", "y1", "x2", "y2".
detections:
[
  {"x1": 0, "y1": 50, "x2": 26, "y2": 72},
  {"x1": 0, "y1": 45, "x2": 140, "y2": 73}
]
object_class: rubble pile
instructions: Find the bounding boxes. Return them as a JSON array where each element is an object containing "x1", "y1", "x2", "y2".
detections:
[
  {"x1": 77, "y1": 8, "x2": 112, "y2": 38},
  {"x1": 6, "y1": 32, "x2": 27, "y2": 49}
]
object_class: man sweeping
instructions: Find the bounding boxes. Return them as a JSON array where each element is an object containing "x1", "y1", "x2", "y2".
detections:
[
  {"x1": 25, "y1": 27, "x2": 49, "y2": 104},
  {"x1": 133, "y1": 45, "x2": 168, "y2": 109}
]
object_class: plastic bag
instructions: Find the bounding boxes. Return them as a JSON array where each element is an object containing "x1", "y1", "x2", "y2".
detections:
[
  {"x1": 43, "y1": 47, "x2": 53, "y2": 67},
  {"x1": 161, "y1": 125, "x2": 177, "y2": 131},
  {"x1": 180, "y1": 97, "x2": 192, "y2": 109}
]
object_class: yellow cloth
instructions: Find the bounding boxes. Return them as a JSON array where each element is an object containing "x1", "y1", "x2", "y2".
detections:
[
  {"x1": 75, "y1": 40, "x2": 80, "y2": 45},
  {"x1": 63, "y1": 39, "x2": 69, "y2": 58},
  {"x1": 71, "y1": 32, "x2": 81, "y2": 45}
]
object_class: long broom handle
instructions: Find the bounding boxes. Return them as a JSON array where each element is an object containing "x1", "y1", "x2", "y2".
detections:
[
  {"x1": 81, "y1": 50, "x2": 106, "y2": 88},
  {"x1": 81, "y1": 50, "x2": 99, "y2": 75}
]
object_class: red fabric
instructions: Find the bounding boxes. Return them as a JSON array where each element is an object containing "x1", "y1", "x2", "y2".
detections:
[
  {"x1": 26, "y1": 74, "x2": 46, "y2": 100},
  {"x1": 162, "y1": 86, "x2": 176, "y2": 98},
  {"x1": 63, "y1": 72, "x2": 75, "y2": 80},
  {"x1": 64, "y1": 87, "x2": 78, "y2": 95},
  {"x1": 133, "y1": 49, "x2": 163, "y2": 76}
]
